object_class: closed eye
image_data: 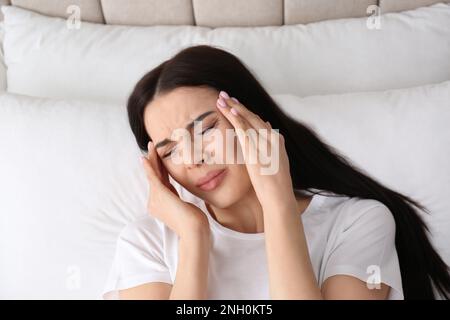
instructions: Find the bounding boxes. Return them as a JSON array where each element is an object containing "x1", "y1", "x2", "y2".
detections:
[
  {"x1": 201, "y1": 125, "x2": 214, "y2": 135},
  {"x1": 201, "y1": 119, "x2": 218, "y2": 135},
  {"x1": 162, "y1": 145, "x2": 176, "y2": 159},
  {"x1": 163, "y1": 119, "x2": 219, "y2": 159},
  {"x1": 162, "y1": 148, "x2": 175, "y2": 159}
]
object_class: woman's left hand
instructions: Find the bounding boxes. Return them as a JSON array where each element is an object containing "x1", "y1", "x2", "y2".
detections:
[{"x1": 216, "y1": 91, "x2": 298, "y2": 214}]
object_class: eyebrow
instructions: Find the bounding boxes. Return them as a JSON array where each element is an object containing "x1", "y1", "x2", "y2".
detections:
[{"x1": 154, "y1": 110, "x2": 216, "y2": 150}]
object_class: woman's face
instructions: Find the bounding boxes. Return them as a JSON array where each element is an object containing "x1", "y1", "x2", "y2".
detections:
[{"x1": 143, "y1": 86, "x2": 252, "y2": 208}]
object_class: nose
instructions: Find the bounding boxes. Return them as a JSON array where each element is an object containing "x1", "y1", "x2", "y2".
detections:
[
  {"x1": 184, "y1": 134, "x2": 216, "y2": 169},
  {"x1": 186, "y1": 156, "x2": 205, "y2": 170}
]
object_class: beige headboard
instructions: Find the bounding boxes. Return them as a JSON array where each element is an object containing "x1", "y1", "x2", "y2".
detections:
[{"x1": 0, "y1": 0, "x2": 449, "y2": 26}]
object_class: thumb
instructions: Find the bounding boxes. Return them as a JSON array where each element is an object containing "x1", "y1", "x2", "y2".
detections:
[{"x1": 141, "y1": 155, "x2": 160, "y2": 186}]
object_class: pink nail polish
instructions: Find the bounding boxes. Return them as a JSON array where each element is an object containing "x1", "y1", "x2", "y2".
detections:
[
  {"x1": 219, "y1": 91, "x2": 230, "y2": 99},
  {"x1": 217, "y1": 98, "x2": 227, "y2": 108},
  {"x1": 231, "y1": 108, "x2": 239, "y2": 116},
  {"x1": 231, "y1": 98, "x2": 239, "y2": 104}
]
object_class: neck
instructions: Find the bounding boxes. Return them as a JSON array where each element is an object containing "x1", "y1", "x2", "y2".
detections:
[{"x1": 206, "y1": 189, "x2": 313, "y2": 234}]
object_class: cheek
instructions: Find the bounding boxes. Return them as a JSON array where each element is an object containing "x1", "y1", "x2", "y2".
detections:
[
  {"x1": 221, "y1": 165, "x2": 253, "y2": 202},
  {"x1": 224, "y1": 164, "x2": 251, "y2": 191},
  {"x1": 162, "y1": 162, "x2": 186, "y2": 184},
  {"x1": 205, "y1": 125, "x2": 241, "y2": 163}
]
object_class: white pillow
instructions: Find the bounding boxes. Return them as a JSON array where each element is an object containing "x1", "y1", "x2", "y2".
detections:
[
  {"x1": 0, "y1": 93, "x2": 149, "y2": 299},
  {"x1": 2, "y1": 4, "x2": 450, "y2": 104},
  {"x1": 1, "y1": 81, "x2": 449, "y2": 299},
  {"x1": 273, "y1": 81, "x2": 450, "y2": 265},
  {"x1": 0, "y1": 21, "x2": 6, "y2": 93}
]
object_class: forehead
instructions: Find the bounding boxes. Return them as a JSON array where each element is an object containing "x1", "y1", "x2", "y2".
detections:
[{"x1": 144, "y1": 86, "x2": 218, "y2": 140}]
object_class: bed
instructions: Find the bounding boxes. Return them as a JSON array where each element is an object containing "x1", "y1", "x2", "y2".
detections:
[{"x1": 0, "y1": 0, "x2": 449, "y2": 299}]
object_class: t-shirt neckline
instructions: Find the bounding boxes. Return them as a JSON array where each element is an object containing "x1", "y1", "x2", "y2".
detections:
[{"x1": 198, "y1": 191, "x2": 325, "y2": 240}]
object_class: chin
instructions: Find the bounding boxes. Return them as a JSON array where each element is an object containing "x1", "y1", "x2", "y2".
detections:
[
  {"x1": 200, "y1": 184, "x2": 246, "y2": 209},
  {"x1": 203, "y1": 197, "x2": 234, "y2": 209}
]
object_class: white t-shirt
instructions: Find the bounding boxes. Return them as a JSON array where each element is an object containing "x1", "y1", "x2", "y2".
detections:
[{"x1": 102, "y1": 188, "x2": 404, "y2": 299}]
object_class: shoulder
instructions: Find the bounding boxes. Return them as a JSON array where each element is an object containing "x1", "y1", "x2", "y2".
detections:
[
  {"x1": 318, "y1": 193, "x2": 396, "y2": 236},
  {"x1": 103, "y1": 215, "x2": 174, "y2": 299},
  {"x1": 317, "y1": 195, "x2": 403, "y2": 299},
  {"x1": 339, "y1": 197, "x2": 395, "y2": 233},
  {"x1": 116, "y1": 214, "x2": 168, "y2": 249}
]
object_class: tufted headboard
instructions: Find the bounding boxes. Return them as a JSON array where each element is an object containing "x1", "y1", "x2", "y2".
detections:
[{"x1": 0, "y1": 0, "x2": 449, "y2": 26}]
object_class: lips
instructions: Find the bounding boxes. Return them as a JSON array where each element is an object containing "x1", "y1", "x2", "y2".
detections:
[{"x1": 195, "y1": 169, "x2": 227, "y2": 191}]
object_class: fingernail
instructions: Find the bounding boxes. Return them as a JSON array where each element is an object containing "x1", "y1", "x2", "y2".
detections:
[
  {"x1": 231, "y1": 97, "x2": 239, "y2": 103},
  {"x1": 217, "y1": 98, "x2": 227, "y2": 108},
  {"x1": 219, "y1": 91, "x2": 230, "y2": 99},
  {"x1": 231, "y1": 108, "x2": 239, "y2": 116}
]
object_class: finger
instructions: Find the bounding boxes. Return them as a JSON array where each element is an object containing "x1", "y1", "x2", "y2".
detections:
[
  {"x1": 216, "y1": 93, "x2": 252, "y2": 134},
  {"x1": 141, "y1": 155, "x2": 161, "y2": 186},
  {"x1": 218, "y1": 91, "x2": 267, "y2": 131},
  {"x1": 159, "y1": 160, "x2": 179, "y2": 194},
  {"x1": 217, "y1": 92, "x2": 276, "y2": 153},
  {"x1": 142, "y1": 142, "x2": 164, "y2": 186},
  {"x1": 147, "y1": 141, "x2": 164, "y2": 180},
  {"x1": 147, "y1": 141, "x2": 181, "y2": 195},
  {"x1": 216, "y1": 94, "x2": 260, "y2": 165}
]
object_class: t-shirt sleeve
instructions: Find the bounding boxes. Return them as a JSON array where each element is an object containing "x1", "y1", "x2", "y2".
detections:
[
  {"x1": 102, "y1": 216, "x2": 173, "y2": 299},
  {"x1": 322, "y1": 202, "x2": 404, "y2": 299}
]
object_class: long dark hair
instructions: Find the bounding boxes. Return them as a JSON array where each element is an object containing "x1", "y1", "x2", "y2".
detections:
[{"x1": 127, "y1": 45, "x2": 450, "y2": 299}]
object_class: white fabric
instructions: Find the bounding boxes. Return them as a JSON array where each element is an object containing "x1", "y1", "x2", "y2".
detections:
[
  {"x1": 2, "y1": 4, "x2": 450, "y2": 104},
  {"x1": 273, "y1": 81, "x2": 450, "y2": 266},
  {"x1": 103, "y1": 189, "x2": 403, "y2": 300},
  {"x1": 0, "y1": 21, "x2": 6, "y2": 92},
  {"x1": 0, "y1": 93, "x2": 147, "y2": 299},
  {"x1": 1, "y1": 80, "x2": 449, "y2": 298}
]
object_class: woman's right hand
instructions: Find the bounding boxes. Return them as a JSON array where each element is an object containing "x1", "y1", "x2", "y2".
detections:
[{"x1": 141, "y1": 141, "x2": 211, "y2": 241}]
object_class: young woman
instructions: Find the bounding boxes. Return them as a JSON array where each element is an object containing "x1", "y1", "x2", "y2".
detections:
[{"x1": 103, "y1": 45, "x2": 450, "y2": 300}]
